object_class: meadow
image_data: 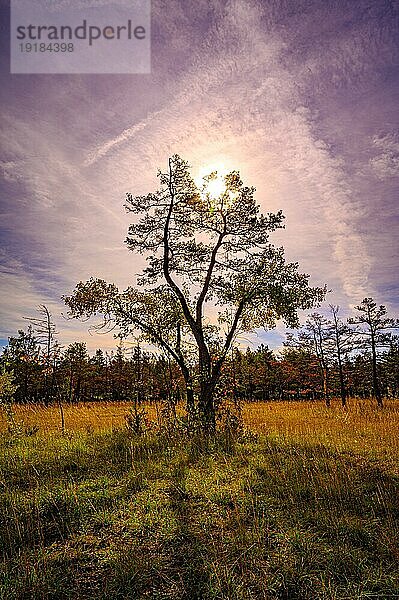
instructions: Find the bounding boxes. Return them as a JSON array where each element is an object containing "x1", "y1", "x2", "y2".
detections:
[{"x1": 0, "y1": 399, "x2": 398, "y2": 599}]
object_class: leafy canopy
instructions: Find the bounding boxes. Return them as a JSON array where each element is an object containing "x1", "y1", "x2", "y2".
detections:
[
  {"x1": 126, "y1": 155, "x2": 324, "y2": 331},
  {"x1": 64, "y1": 155, "x2": 325, "y2": 372}
]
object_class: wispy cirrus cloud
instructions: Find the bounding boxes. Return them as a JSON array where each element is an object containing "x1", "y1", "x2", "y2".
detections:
[
  {"x1": 1, "y1": 0, "x2": 397, "y2": 351},
  {"x1": 370, "y1": 133, "x2": 399, "y2": 180},
  {"x1": 82, "y1": 0, "x2": 377, "y2": 301}
]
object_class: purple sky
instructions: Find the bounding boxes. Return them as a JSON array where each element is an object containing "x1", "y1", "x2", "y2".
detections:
[{"x1": 1, "y1": 0, "x2": 398, "y2": 352}]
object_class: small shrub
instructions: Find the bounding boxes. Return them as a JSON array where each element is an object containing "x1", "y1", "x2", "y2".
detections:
[
  {"x1": 0, "y1": 371, "x2": 24, "y2": 436},
  {"x1": 124, "y1": 403, "x2": 151, "y2": 435}
]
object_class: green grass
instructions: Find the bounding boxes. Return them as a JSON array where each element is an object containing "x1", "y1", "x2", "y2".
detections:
[{"x1": 0, "y1": 404, "x2": 398, "y2": 599}]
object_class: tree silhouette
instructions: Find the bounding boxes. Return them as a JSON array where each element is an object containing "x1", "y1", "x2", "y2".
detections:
[
  {"x1": 381, "y1": 337, "x2": 399, "y2": 398},
  {"x1": 24, "y1": 305, "x2": 59, "y2": 403},
  {"x1": 329, "y1": 305, "x2": 353, "y2": 408},
  {"x1": 301, "y1": 313, "x2": 332, "y2": 407},
  {"x1": 64, "y1": 155, "x2": 325, "y2": 432},
  {"x1": 348, "y1": 298, "x2": 399, "y2": 407}
]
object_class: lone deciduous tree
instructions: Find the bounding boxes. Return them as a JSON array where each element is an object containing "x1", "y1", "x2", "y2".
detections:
[{"x1": 64, "y1": 155, "x2": 325, "y2": 432}]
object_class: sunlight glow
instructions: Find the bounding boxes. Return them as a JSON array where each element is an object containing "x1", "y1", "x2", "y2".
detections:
[
  {"x1": 205, "y1": 174, "x2": 227, "y2": 200},
  {"x1": 193, "y1": 159, "x2": 242, "y2": 212},
  {"x1": 195, "y1": 163, "x2": 228, "y2": 196},
  {"x1": 195, "y1": 162, "x2": 228, "y2": 183}
]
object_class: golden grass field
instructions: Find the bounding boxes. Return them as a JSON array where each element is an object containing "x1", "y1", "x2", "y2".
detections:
[
  {"x1": 2, "y1": 398, "x2": 398, "y2": 471},
  {"x1": 1, "y1": 398, "x2": 398, "y2": 598}
]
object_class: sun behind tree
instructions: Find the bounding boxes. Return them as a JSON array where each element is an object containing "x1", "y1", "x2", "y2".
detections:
[{"x1": 64, "y1": 155, "x2": 325, "y2": 433}]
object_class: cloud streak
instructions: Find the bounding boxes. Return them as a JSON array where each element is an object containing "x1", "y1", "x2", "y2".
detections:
[{"x1": 1, "y1": 0, "x2": 397, "y2": 351}]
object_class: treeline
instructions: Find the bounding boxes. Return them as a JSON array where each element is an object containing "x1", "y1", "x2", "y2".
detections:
[
  {"x1": 0, "y1": 332, "x2": 181, "y2": 407},
  {"x1": 0, "y1": 298, "x2": 398, "y2": 407},
  {"x1": 229, "y1": 342, "x2": 398, "y2": 404}
]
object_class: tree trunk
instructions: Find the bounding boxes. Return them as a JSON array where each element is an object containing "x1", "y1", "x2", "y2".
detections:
[
  {"x1": 197, "y1": 348, "x2": 216, "y2": 434},
  {"x1": 58, "y1": 399, "x2": 65, "y2": 433},
  {"x1": 185, "y1": 380, "x2": 195, "y2": 423},
  {"x1": 69, "y1": 368, "x2": 74, "y2": 403},
  {"x1": 198, "y1": 380, "x2": 216, "y2": 433},
  {"x1": 371, "y1": 332, "x2": 383, "y2": 407},
  {"x1": 336, "y1": 349, "x2": 347, "y2": 408},
  {"x1": 323, "y1": 367, "x2": 330, "y2": 407}
]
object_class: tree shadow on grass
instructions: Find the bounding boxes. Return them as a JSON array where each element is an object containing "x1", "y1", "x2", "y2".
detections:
[{"x1": 1, "y1": 433, "x2": 399, "y2": 599}]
